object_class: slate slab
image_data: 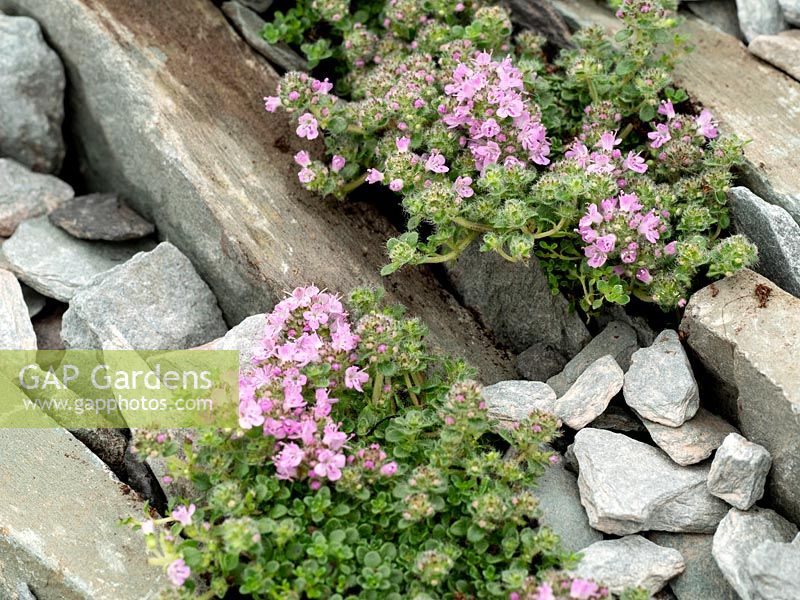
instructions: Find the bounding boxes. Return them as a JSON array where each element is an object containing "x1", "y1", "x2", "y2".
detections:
[
  {"x1": 48, "y1": 193, "x2": 155, "y2": 241},
  {"x1": 0, "y1": 158, "x2": 73, "y2": 237}
]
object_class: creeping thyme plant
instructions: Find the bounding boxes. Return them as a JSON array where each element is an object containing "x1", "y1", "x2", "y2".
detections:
[
  {"x1": 129, "y1": 286, "x2": 648, "y2": 599},
  {"x1": 263, "y1": 0, "x2": 756, "y2": 314}
]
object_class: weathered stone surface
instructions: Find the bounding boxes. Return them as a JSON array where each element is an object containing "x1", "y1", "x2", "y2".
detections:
[
  {"x1": 0, "y1": 159, "x2": 74, "y2": 237},
  {"x1": 736, "y1": 0, "x2": 787, "y2": 41},
  {"x1": 446, "y1": 245, "x2": 590, "y2": 356},
  {"x1": 48, "y1": 193, "x2": 155, "y2": 241},
  {"x1": 0, "y1": 0, "x2": 514, "y2": 382},
  {"x1": 779, "y1": 0, "x2": 800, "y2": 24},
  {"x1": 238, "y1": 0, "x2": 272, "y2": 11},
  {"x1": 32, "y1": 305, "x2": 66, "y2": 350},
  {"x1": 746, "y1": 540, "x2": 800, "y2": 600},
  {"x1": 194, "y1": 313, "x2": 265, "y2": 371},
  {"x1": 551, "y1": 1, "x2": 800, "y2": 225},
  {"x1": 504, "y1": 0, "x2": 573, "y2": 48},
  {"x1": 624, "y1": 330, "x2": 699, "y2": 427},
  {"x1": 0, "y1": 15, "x2": 65, "y2": 173},
  {"x1": 649, "y1": 532, "x2": 738, "y2": 600},
  {"x1": 573, "y1": 428, "x2": 729, "y2": 535},
  {"x1": 712, "y1": 507, "x2": 798, "y2": 600},
  {"x1": 515, "y1": 343, "x2": 569, "y2": 382},
  {"x1": 0, "y1": 216, "x2": 153, "y2": 302},
  {"x1": 554, "y1": 355, "x2": 623, "y2": 430},
  {"x1": 21, "y1": 283, "x2": 46, "y2": 318},
  {"x1": 588, "y1": 404, "x2": 646, "y2": 434},
  {"x1": 0, "y1": 426, "x2": 163, "y2": 599},
  {"x1": 707, "y1": 433, "x2": 771, "y2": 509},
  {"x1": 571, "y1": 535, "x2": 685, "y2": 595},
  {"x1": 221, "y1": 1, "x2": 307, "y2": 72},
  {"x1": 0, "y1": 269, "x2": 36, "y2": 350},
  {"x1": 730, "y1": 186, "x2": 800, "y2": 296},
  {"x1": 547, "y1": 321, "x2": 638, "y2": 396},
  {"x1": 680, "y1": 269, "x2": 800, "y2": 522},
  {"x1": 642, "y1": 408, "x2": 738, "y2": 466},
  {"x1": 686, "y1": 0, "x2": 744, "y2": 39},
  {"x1": 481, "y1": 380, "x2": 556, "y2": 423},
  {"x1": 749, "y1": 30, "x2": 800, "y2": 81},
  {"x1": 63, "y1": 242, "x2": 227, "y2": 350},
  {"x1": 533, "y1": 460, "x2": 603, "y2": 553}
]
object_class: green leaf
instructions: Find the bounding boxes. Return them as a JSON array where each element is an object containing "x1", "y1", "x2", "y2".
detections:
[
  {"x1": 639, "y1": 103, "x2": 656, "y2": 122},
  {"x1": 364, "y1": 550, "x2": 382, "y2": 568},
  {"x1": 467, "y1": 524, "x2": 486, "y2": 543}
]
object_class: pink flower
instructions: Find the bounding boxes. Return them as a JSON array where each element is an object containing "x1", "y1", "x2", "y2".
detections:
[
  {"x1": 294, "y1": 150, "x2": 311, "y2": 167},
  {"x1": 312, "y1": 77, "x2": 333, "y2": 94},
  {"x1": 658, "y1": 100, "x2": 676, "y2": 119},
  {"x1": 322, "y1": 423, "x2": 348, "y2": 451},
  {"x1": 623, "y1": 151, "x2": 647, "y2": 173},
  {"x1": 366, "y1": 168, "x2": 384, "y2": 184},
  {"x1": 618, "y1": 192, "x2": 642, "y2": 213},
  {"x1": 171, "y1": 504, "x2": 196, "y2": 526},
  {"x1": 296, "y1": 113, "x2": 319, "y2": 140},
  {"x1": 425, "y1": 151, "x2": 449, "y2": 173},
  {"x1": 570, "y1": 578, "x2": 600, "y2": 599},
  {"x1": 695, "y1": 109, "x2": 718, "y2": 139},
  {"x1": 380, "y1": 461, "x2": 398, "y2": 476},
  {"x1": 140, "y1": 520, "x2": 155, "y2": 535},
  {"x1": 621, "y1": 242, "x2": 638, "y2": 264},
  {"x1": 648, "y1": 123, "x2": 671, "y2": 148},
  {"x1": 664, "y1": 240, "x2": 678, "y2": 255},
  {"x1": 396, "y1": 136, "x2": 411, "y2": 152},
  {"x1": 637, "y1": 211, "x2": 661, "y2": 243},
  {"x1": 344, "y1": 366, "x2": 369, "y2": 392},
  {"x1": 595, "y1": 131, "x2": 621, "y2": 152},
  {"x1": 479, "y1": 118, "x2": 501, "y2": 138},
  {"x1": 636, "y1": 268, "x2": 653, "y2": 284},
  {"x1": 314, "y1": 449, "x2": 346, "y2": 481},
  {"x1": 584, "y1": 244, "x2": 608, "y2": 268},
  {"x1": 264, "y1": 96, "x2": 281, "y2": 112},
  {"x1": 454, "y1": 176, "x2": 474, "y2": 198},
  {"x1": 275, "y1": 443, "x2": 305, "y2": 479},
  {"x1": 389, "y1": 178, "x2": 404, "y2": 192},
  {"x1": 298, "y1": 168, "x2": 315, "y2": 184},
  {"x1": 595, "y1": 234, "x2": 617, "y2": 253},
  {"x1": 331, "y1": 155, "x2": 346, "y2": 173},
  {"x1": 565, "y1": 141, "x2": 590, "y2": 168},
  {"x1": 167, "y1": 558, "x2": 191, "y2": 587},
  {"x1": 534, "y1": 583, "x2": 555, "y2": 600}
]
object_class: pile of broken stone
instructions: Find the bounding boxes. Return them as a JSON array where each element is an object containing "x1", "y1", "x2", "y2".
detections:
[{"x1": 482, "y1": 274, "x2": 800, "y2": 599}]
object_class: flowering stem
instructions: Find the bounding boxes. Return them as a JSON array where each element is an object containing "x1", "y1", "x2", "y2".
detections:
[
  {"x1": 453, "y1": 217, "x2": 492, "y2": 232},
  {"x1": 532, "y1": 217, "x2": 567, "y2": 239},
  {"x1": 619, "y1": 122, "x2": 634, "y2": 141},
  {"x1": 340, "y1": 173, "x2": 367, "y2": 194},
  {"x1": 633, "y1": 287, "x2": 656, "y2": 303},
  {"x1": 497, "y1": 247, "x2": 521, "y2": 262},
  {"x1": 372, "y1": 371, "x2": 384, "y2": 406},
  {"x1": 346, "y1": 124, "x2": 366, "y2": 135},
  {"x1": 419, "y1": 231, "x2": 479, "y2": 263},
  {"x1": 404, "y1": 373, "x2": 420, "y2": 406}
]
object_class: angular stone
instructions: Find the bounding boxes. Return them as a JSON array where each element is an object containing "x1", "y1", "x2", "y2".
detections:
[
  {"x1": 642, "y1": 408, "x2": 738, "y2": 466},
  {"x1": 0, "y1": 269, "x2": 36, "y2": 350},
  {"x1": 554, "y1": 355, "x2": 623, "y2": 430},
  {"x1": 1, "y1": 217, "x2": 153, "y2": 302},
  {"x1": 505, "y1": 0, "x2": 573, "y2": 48},
  {"x1": 573, "y1": 428, "x2": 729, "y2": 535},
  {"x1": 736, "y1": 0, "x2": 788, "y2": 41},
  {"x1": 748, "y1": 30, "x2": 800, "y2": 82},
  {"x1": 730, "y1": 186, "x2": 800, "y2": 297},
  {"x1": 547, "y1": 321, "x2": 638, "y2": 396},
  {"x1": 624, "y1": 330, "x2": 699, "y2": 427},
  {"x1": 588, "y1": 404, "x2": 646, "y2": 434},
  {"x1": 746, "y1": 540, "x2": 800, "y2": 600},
  {"x1": 481, "y1": 380, "x2": 556, "y2": 423},
  {"x1": 221, "y1": 1, "x2": 307, "y2": 72},
  {"x1": 0, "y1": 0, "x2": 514, "y2": 382},
  {"x1": 571, "y1": 535, "x2": 685, "y2": 595},
  {"x1": 707, "y1": 433, "x2": 771, "y2": 509},
  {"x1": 712, "y1": 507, "x2": 798, "y2": 600},
  {"x1": 649, "y1": 532, "x2": 739, "y2": 600},
  {"x1": 32, "y1": 305, "x2": 66, "y2": 350},
  {"x1": 63, "y1": 242, "x2": 227, "y2": 350},
  {"x1": 446, "y1": 245, "x2": 590, "y2": 356},
  {"x1": 21, "y1": 283, "x2": 46, "y2": 318},
  {"x1": 194, "y1": 313, "x2": 265, "y2": 371},
  {"x1": 0, "y1": 158, "x2": 74, "y2": 237},
  {"x1": 533, "y1": 460, "x2": 603, "y2": 553},
  {"x1": 0, "y1": 15, "x2": 65, "y2": 173},
  {"x1": 0, "y1": 426, "x2": 163, "y2": 599},
  {"x1": 686, "y1": 0, "x2": 744, "y2": 39},
  {"x1": 680, "y1": 269, "x2": 800, "y2": 522},
  {"x1": 48, "y1": 193, "x2": 155, "y2": 241},
  {"x1": 779, "y1": 0, "x2": 800, "y2": 24},
  {"x1": 515, "y1": 343, "x2": 569, "y2": 382}
]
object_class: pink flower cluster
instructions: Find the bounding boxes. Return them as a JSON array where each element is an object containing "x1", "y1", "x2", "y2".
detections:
[
  {"x1": 510, "y1": 576, "x2": 608, "y2": 600},
  {"x1": 564, "y1": 130, "x2": 648, "y2": 178},
  {"x1": 441, "y1": 51, "x2": 551, "y2": 172},
  {"x1": 577, "y1": 191, "x2": 675, "y2": 280},
  {"x1": 648, "y1": 100, "x2": 718, "y2": 149},
  {"x1": 238, "y1": 286, "x2": 375, "y2": 485}
]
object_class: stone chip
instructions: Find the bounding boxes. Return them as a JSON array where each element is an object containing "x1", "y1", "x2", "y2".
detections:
[
  {"x1": 48, "y1": 193, "x2": 155, "y2": 241},
  {"x1": 707, "y1": 433, "x2": 771, "y2": 509}
]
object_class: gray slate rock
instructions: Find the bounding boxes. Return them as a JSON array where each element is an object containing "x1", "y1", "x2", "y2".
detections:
[
  {"x1": 778, "y1": 0, "x2": 800, "y2": 24},
  {"x1": 571, "y1": 535, "x2": 685, "y2": 595},
  {"x1": 0, "y1": 268, "x2": 36, "y2": 350},
  {"x1": 0, "y1": 158, "x2": 74, "y2": 237},
  {"x1": 730, "y1": 186, "x2": 800, "y2": 296},
  {"x1": 649, "y1": 532, "x2": 739, "y2": 600},
  {"x1": 481, "y1": 380, "x2": 556, "y2": 423},
  {"x1": 547, "y1": 321, "x2": 638, "y2": 396},
  {"x1": 21, "y1": 283, "x2": 46, "y2": 318},
  {"x1": 48, "y1": 193, "x2": 155, "y2": 241},
  {"x1": 749, "y1": 30, "x2": 800, "y2": 82},
  {"x1": 686, "y1": 0, "x2": 745, "y2": 39},
  {"x1": 0, "y1": 15, "x2": 65, "y2": 173},
  {"x1": 681, "y1": 270, "x2": 800, "y2": 522},
  {"x1": 0, "y1": 216, "x2": 153, "y2": 302},
  {"x1": 32, "y1": 305, "x2": 65, "y2": 351},
  {"x1": 194, "y1": 313, "x2": 265, "y2": 371},
  {"x1": 238, "y1": 0, "x2": 272, "y2": 10},
  {"x1": 746, "y1": 540, "x2": 800, "y2": 600},
  {"x1": 736, "y1": 0, "x2": 787, "y2": 42},
  {"x1": 554, "y1": 355, "x2": 623, "y2": 430},
  {"x1": 574, "y1": 428, "x2": 729, "y2": 535},
  {"x1": 642, "y1": 408, "x2": 738, "y2": 466},
  {"x1": 515, "y1": 343, "x2": 569, "y2": 382},
  {"x1": 588, "y1": 404, "x2": 646, "y2": 434},
  {"x1": 533, "y1": 460, "x2": 603, "y2": 553},
  {"x1": 221, "y1": 1, "x2": 308, "y2": 71},
  {"x1": 624, "y1": 330, "x2": 699, "y2": 427},
  {"x1": 712, "y1": 507, "x2": 798, "y2": 600},
  {"x1": 505, "y1": 0, "x2": 573, "y2": 48},
  {"x1": 62, "y1": 242, "x2": 227, "y2": 350},
  {"x1": 707, "y1": 433, "x2": 771, "y2": 509}
]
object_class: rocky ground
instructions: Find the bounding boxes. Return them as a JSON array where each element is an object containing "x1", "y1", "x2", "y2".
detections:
[{"x1": 0, "y1": 1, "x2": 799, "y2": 599}]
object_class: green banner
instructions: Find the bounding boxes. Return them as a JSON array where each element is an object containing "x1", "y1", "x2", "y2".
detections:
[{"x1": 0, "y1": 350, "x2": 240, "y2": 428}]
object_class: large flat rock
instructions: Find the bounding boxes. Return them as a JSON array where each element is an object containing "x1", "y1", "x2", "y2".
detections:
[
  {"x1": 680, "y1": 269, "x2": 800, "y2": 522},
  {"x1": 0, "y1": 269, "x2": 36, "y2": 350},
  {"x1": 0, "y1": 0, "x2": 514, "y2": 382},
  {"x1": 552, "y1": 0, "x2": 800, "y2": 225},
  {"x1": 0, "y1": 426, "x2": 162, "y2": 599}
]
